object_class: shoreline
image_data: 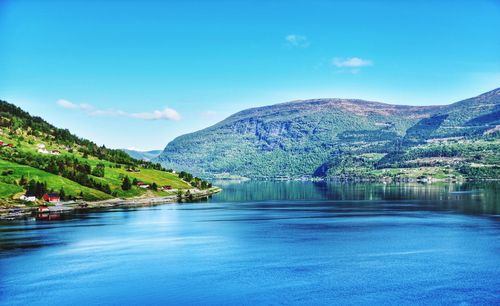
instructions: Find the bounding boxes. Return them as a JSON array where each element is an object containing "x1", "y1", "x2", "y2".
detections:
[{"x1": 0, "y1": 187, "x2": 222, "y2": 221}]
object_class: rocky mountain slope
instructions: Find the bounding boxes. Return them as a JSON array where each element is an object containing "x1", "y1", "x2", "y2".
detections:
[{"x1": 156, "y1": 88, "x2": 500, "y2": 179}]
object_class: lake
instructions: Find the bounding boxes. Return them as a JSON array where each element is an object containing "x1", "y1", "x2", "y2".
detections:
[{"x1": 1, "y1": 181, "x2": 499, "y2": 305}]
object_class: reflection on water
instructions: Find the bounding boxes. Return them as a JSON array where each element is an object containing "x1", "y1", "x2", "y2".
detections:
[
  {"x1": 211, "y1": 181, "x2": 500, "y2": 215},
  {"x1": 0, "y1": 182, "x2": 499, "y2": 305}
]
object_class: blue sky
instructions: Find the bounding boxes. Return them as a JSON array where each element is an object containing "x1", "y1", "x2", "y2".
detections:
[{"x1": 1, "y1": 0, "x2": 499, "y2": 150}]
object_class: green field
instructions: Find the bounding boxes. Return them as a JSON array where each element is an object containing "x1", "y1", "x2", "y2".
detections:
[
  {"x1": 0, "y1": 181, "x2": 23, "y2": 199},
  {"x1": 0, "y1": 132, "x2": 196, "y2": 201},
  {"x1": 0, "y1": 159, "x2": 112, "y2": 200}
]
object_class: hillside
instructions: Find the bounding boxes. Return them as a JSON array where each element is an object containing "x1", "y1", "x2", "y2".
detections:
[
  {"x1": 157, "y1": 88, "x2": 500, "y2": 180},
  {"x1": 0, "y1": 100, "x2": 213, "y2": 203}
]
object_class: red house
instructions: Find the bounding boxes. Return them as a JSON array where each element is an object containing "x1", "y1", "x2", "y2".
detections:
[
  {"x1": 163, "y1": 185, "x2": 172, "y2": 190},
  {"x1": 136, "y1": 181, "x2": 145, "y2": 186},
  {"x1": 42, "y1": 193, "x2": 60, "y2": 202}
]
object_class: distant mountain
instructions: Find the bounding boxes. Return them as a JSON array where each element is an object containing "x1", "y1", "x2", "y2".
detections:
[
  {"x1": 122, "y1": 149, "x2": 162, "y2": 161},
  {"x1": 156, "y1": 88, "x2": 500, "y2": 179}
]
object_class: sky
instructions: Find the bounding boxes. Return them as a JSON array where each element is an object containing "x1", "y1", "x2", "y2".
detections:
[{"x1": 1, "y1": 0, "x2": 499, "y2": 151}]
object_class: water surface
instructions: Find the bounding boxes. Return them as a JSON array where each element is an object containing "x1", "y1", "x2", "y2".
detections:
[{"x1": 1, "y1": 182, "x2": 499, "y2": 305}]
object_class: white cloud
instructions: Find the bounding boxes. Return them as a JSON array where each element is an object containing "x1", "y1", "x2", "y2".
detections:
[
  {"x1": 331, "y1": 57, "x2": 373, "y2": 68},
  {"x1": 56, "y1": 99, "x2": 181, "y2": 121},
  {"x1": 130, "y1": 108, "x2": 181, "y2": 121},
  {"x1": 285, "y1": 34, "x2": 309, "y2": 47},
  {"x1": 57, "y1": 99, "x2": 78, "y2": 109}
]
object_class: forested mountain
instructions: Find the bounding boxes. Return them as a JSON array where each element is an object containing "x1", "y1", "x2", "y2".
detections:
[{"x1": 157, "y1": 88, "x2": 500, "y2": 180}]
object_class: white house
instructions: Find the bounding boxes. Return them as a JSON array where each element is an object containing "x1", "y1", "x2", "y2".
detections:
[
  {"x1": 139, "y1": 184, "x2": 150, "y2": 189},
  {"x1": 38, "y1": 148, "x2": 49, "y2": 154},
  {"x1": 20, "y1": 195, "x2": 37, "y2": 202},
  {"x1": 37, "y1": 144, "x2": 46, "y2": 149}
]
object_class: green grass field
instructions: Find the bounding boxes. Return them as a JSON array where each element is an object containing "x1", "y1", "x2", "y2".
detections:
[
  {"x1": 0, "y1": 159, "x2": 113, "y2": 200},
  {"x1": 0, "y1": 128, "x2": 196, "y2": 201},
  {"x1": 0, "y1": 181, "x2": 23, "y2": 199}
]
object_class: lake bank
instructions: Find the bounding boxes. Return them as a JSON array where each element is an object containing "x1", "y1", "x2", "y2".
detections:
[{"x1": 0, "y1": 187, "x2": 221, "y2": 220}]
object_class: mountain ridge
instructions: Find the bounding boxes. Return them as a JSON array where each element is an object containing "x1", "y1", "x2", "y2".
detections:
[{"x1": 156, "y1": 88, "x2": 500, "y2": 179}]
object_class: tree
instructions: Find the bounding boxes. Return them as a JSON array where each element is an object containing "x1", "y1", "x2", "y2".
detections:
[
  {"x1": 151, "y1": 182, "x2": 158, "y2": 191},
  {"x1": 91, "y1": 163, "x2": 105, "y2": 177},
  {"x1": 121, "y1": 176, "x2": 131, "y2": 191},
  {"x1": 102, "y1": 184, "x2": 112, "y2": 194},
  {"x1": 26, "y1": 179, "x2": 37, "y2": 196},
  {"x1": 59, "y1": 187, "x2": 66, "y2": 201},
  {"x1": 35, "y1": 182, "x2": 46, "y2": 198},
  {"x1": 19, "y1": 175, "x2": 28, "y2": 186}
]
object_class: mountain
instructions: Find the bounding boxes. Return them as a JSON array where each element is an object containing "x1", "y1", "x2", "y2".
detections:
[
  {"x1": 0, "y1": 100, "x2": 211, "y2": 202},
  {"x1": 156, "y1": 88, "x2": 500, "y2": 179},
  {"x1": 122, "y1": 149, "x2": 162, "y2": 161}
]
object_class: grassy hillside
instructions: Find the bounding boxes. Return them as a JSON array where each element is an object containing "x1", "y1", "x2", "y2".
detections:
[
  {"x1": 0, "y1": 159, "x2": 112, "y2": 201},
  {"x1": 0, "y1": 100, "x2": 212, "y2": 202},
  {"x1": 157, "y1": 88, "x2": 500, "y2": 180}
]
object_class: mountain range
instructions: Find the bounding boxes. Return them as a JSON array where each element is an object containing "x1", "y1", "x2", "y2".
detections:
[
  {"x1": 156, "y1": 88, "x2": 500, "y2": 180},
  {"x1": 122, "y1": 149, "x2": 162, "y2": 161}
]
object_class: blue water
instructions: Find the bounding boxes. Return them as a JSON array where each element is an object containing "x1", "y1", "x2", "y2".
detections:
[{"x1": 1, "y1": 182, "x2": 499, "y2": 305}]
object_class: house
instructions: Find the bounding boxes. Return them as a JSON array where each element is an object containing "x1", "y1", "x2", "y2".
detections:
[
  {"x1": 51, "y1": 150, "x2": 60, "y2": 155},
  {"x1": 37, "y1": 144, "x2": 46, "y2": 149},
  {"x1": 20, "y1": 195, "x2": 37, "y2": 202},
  {"x1": 38, "y1": 205, "x2": 49, "y2": 213},
  {"x1": 0, "y1": 141, "x2": 3, "y2": 146},
  {"x1": 160, "y1": 185, "x2": 173, "y2": 191},
  {"x1": 38, "y1": 148, "x2": 49, "y2": 154},
  {"x1": 135, "y1": 181, "x2": 150, "y2": 189},
  {"x1": 6, "y1": 144, "x2": 15, "y2": 148},
  {"x1": 42, "y1": 193, "x2": 60, "y2": 202}
]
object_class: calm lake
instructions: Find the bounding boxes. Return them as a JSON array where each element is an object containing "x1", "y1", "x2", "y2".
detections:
[{"x1": 1, "y1": 181, "x2": 499, "y2": 305}]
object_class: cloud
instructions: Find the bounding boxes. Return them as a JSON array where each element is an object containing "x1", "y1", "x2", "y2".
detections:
[
  {"x1": 57, "y1": 99, "x2": 78, "y2": 109},
  {"x1": 331, "y1": 57, "x2": 373, "y2": 68},
  {"x1": 285, "y1": 34, "x2": 309, "y2": 47},
  {"x1": 56, "y1": 99, "x2": 181, "y2": 121},
  {"x1": 130, "y1": 108, "x2": 181, "y2": 121}
]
